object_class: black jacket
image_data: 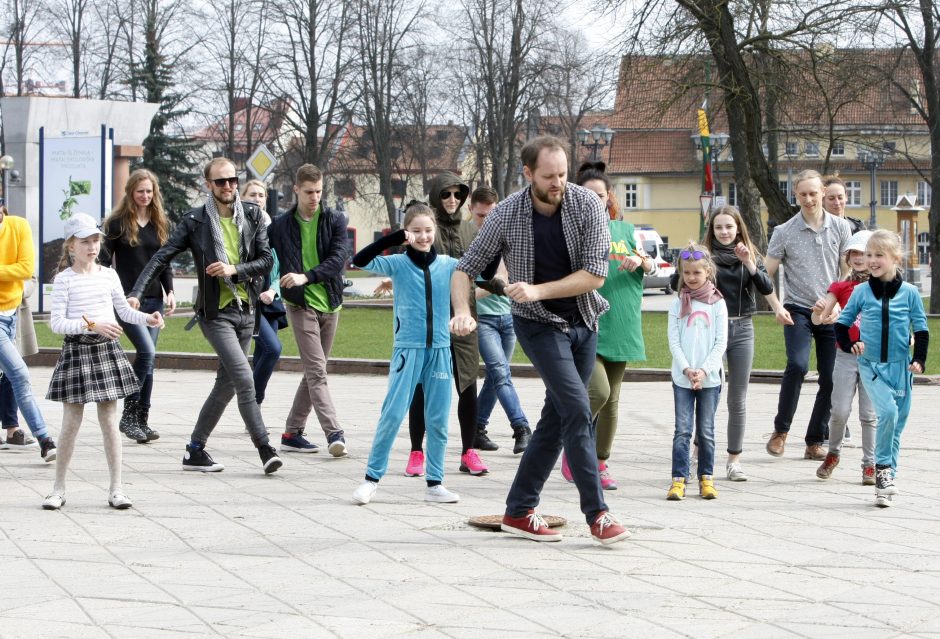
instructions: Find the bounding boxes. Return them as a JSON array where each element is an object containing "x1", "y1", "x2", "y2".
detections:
[
  {"x1": 669, "y1": 254, "x2": 775, "y2": 317},
  {"x1": 268, "y1": 203, "x2": 349, "y2": 310},
  {"x1": 130, "y1": 201, "x2": 272, "y2": 320}
]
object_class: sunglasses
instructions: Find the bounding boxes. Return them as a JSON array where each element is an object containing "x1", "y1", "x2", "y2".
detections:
[
  {"x1": 212, "y1": 176, "x2": 239, "y2": 187},
  {"x1": 440, "y1": 190, "x2": 460, "y2": 200},
  {"x1": 680, "y1": 249, "x2": 706, "y2": 260}
]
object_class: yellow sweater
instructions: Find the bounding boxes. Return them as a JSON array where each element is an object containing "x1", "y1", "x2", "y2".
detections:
[{"x1": 0, "y1": 215, "x2": 35, "y2": 312}]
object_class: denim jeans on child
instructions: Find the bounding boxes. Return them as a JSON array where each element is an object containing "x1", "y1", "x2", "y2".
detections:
[
  {"x1": 671, "y1": 383, "x2": 720, "y2": 479},
  {"x1": 476, "y1": 313, "x2": 527, "y2": 429},
  {"x1": 0, "y1": 313, "x2": 48, "y2": 438}
]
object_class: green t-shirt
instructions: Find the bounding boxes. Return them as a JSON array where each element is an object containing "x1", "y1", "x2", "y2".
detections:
[
  {"x1": 295, "y1": 209, "x2": 334, "y2": 313},
  {"x1": 218, "y1": 217, "x2": 248, "y2": 309},
  {"x1": 596, "y1": 221, "x2": 645, "y2": 362}
]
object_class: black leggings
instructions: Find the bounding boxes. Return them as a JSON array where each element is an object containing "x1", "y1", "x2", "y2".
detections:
[{"x1": 409, "y1": 381, "x2": 477, "y2": 454}]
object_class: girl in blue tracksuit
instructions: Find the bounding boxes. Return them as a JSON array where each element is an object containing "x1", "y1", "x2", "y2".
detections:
[
  {"x1": 835, "y1": 230, "x2": 929, "y2": 508},
  {"x1": 349, "y1": 202, "x2": 484, "y2": 505}
]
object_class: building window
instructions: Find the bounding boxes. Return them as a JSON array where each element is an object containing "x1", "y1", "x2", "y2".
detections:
[
  {"x1": 392, "y1": 179, "x2": 407, "y2": 199},
  {"x1": 845, "y1": 181, "x2": 861, "y2": 207},
  {"x1": 623, "y1": 184, "x2": 637, "y2": 209},
  {"x1": 880, "y1": 180, "x2": 898, "y2": 206},
  {"x1": 727, "y1": 182, "x2": 737, "y2": 207},
  {"x1": 784, "y1": 141, "x2": 798, "y2": 157},
  {"x1": 918, "y1": 180, "x2": 932, "y2": 206},
  {"x1": 779, "y1": 180, "x2": 795, "y2": 204},
  {"x1": 831, "y1": 141, "x2": 845, "y2": 157},
  {"x1": 334, "y1": 178, "x2": 356, "y2": 199},
  {"x1": 804, "y1": 142, "x2": 820, "y2": 157}
]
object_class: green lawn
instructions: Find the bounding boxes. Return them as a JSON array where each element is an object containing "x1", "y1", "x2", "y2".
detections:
[{"x1": 33, "y1": 308, "x2": 940, "y2": 370}]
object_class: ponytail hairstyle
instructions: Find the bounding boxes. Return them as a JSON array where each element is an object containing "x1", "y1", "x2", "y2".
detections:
[
  {"x1": 575, "y1": 161, "x2": 619, "y2": 220},
  {"x1": 402, "y1": 200, "x2": 435, "y2": 228},
  {"x1": 55, "y1": 238, "x2": 77, "y2": 274}
]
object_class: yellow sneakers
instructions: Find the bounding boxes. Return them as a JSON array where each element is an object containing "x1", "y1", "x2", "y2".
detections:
[
  {"x1": 666, "y1": 478, "x2": 686, "y2": 500},
  {"x1": 699, "y1": 475, "x2": 718, "y2": 499}
]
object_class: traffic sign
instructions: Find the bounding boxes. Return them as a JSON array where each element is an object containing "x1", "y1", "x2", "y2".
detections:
[{"x1": 247, "y1": 144, "x2": 278, "y2": 181}]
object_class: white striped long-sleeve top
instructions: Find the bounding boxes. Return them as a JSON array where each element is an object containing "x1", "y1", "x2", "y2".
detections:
[{"x1": 50, "y1": 266, "x2": 152, "y2": 335}]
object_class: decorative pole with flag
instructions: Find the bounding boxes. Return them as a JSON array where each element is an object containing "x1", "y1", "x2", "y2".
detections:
[{"x1": 697, "y1": 103, "x2": 714, "y2": 239}]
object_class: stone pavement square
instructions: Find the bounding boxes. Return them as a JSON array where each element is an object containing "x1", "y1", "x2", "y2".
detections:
[{"x1": 1, "y1": 366, "x2": 939, "y2": 638}]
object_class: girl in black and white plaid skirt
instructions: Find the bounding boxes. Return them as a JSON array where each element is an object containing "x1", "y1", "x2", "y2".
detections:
[{"x1": 42, "y1": 214, "x2": 164, "y2": 511}]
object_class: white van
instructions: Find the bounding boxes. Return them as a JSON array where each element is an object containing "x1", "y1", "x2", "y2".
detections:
[{"x1": 633, "y1": 225, "x2": 675, "y2": 293}]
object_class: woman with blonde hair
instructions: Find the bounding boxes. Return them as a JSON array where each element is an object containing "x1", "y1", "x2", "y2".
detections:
[{"x1": 101, "y1": 169, "x2": 175, "y2": 443}]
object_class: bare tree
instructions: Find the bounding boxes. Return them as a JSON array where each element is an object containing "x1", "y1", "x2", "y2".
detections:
[
  {"x1": 42, "y1": 0, "x2": 90, "y2": 97},
  {"x1": 89, "y1": 0, "x2": 128, "y2": 99},
  {"x1": 271, "y1": 0, "x2": 356, "y2": 171},
  {"x1": 354, "y1": 0, "x2": 424, "y2": 229},
  {"x1": 2, "y1": 0, "x2": 44, "y2": 96}
]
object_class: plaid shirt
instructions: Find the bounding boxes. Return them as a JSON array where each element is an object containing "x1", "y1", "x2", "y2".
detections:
[{"x1": 456, "y1": 183, "x2": 610, "y2": 331}]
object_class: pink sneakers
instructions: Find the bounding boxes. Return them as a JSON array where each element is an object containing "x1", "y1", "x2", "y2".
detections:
[
  {"x1": 561, "y1": 453, "x2": 574, "y2": 482},
  {"x1": 459, "y1": 449, "x2": 489, "y2": 475},
  {"x1": 404, "y1": 450, "x2": 425, "y2": 477},
  {"x1": 598, "y1": 461, "x2": 618, "y2": 490}
]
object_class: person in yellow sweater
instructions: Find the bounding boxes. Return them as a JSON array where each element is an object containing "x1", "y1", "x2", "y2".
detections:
[{"x1": 0, "y1": 205, "x2": 56, "y2": 461}]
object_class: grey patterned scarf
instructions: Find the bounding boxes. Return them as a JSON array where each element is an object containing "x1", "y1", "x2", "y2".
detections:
[{"x1": 205, "y1": 192, "x2": 246, "y2": 305}]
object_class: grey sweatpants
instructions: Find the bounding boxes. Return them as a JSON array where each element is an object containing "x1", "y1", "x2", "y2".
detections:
[{"x1": 829, "y1": 350, "x2": 877, "y2": 467}]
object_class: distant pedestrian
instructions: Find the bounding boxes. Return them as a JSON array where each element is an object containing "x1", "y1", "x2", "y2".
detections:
[
  {"x1": 822, "y1": 175, "x2": 865, "y2": 234},
  {"x1": 101, "y1": 169, "x2": 175, "y2": 443},
  {"x1": 470, "y1": 185, "x2": 532, "y2": 454},
  {"x1": 0, "y1": 275, "x2": 39, "y2": 453},
  {"x1": 764, "y1": 170, "x2": 852, "y2": 460},
  {"x1": 811, "y1": 230, "x2": 876, "y2": 484},
  {"x1": 834, "y1": 230, "x2": 928, "y2": 508},
  {"x1": 128, "y1": 157, "x2": 283, "y2": 475},
  {"x1": 240, "y1": 180, "x2": 284, "y2": 406},
  {"x1": 0, "y1": 204, "x2": 56, "y2": 462},
  {"x1": 350, "y1": 202, "x2": 471, "y2": 505},
  {"x1": 268, "y1": 164, "x2": 349, "y2": 456},
  {"x1": 665, "y1": 244, "x2": 727, "y2": 501},
  {"x1": 450, "y1": 135, "x2": 631, "y2": 545},
  {"x1": 42, "y1": 213, "x2": 164, "y2": 511}
]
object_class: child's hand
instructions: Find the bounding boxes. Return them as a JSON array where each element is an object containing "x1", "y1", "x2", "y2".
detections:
[
  {"x1": 733, "y1": 242, "x2": 752, "y2": 265},
  {"x1": 812, "y1": 297, "x2": 828, "y2": 314},
  {"x1": 373, "y1": 279, "x2": 393, "y2": 296},
  {"x1": 618, "y1": 255, "x2": 642, "y2": 272},
  {"x1": 146, "y1": 311, "x2": 164, "y2": 329},
  {"x1": 851, "y1": 341, "x2": 865, "y2": 356},
  {"x1": 93, "y1": 321, "x2": 123, "y2": 339},
  {"x1": 403, "y1": 231, "x2": 415, "y2": 245},
  {"x1": 259, "y1": 289, "x2": 275, "y2": 305},
  {"x1": 909, "y1": 361, "x2": 924, "y2": 374}
]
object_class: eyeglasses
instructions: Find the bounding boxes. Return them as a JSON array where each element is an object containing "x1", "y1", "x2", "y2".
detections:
[
  {"x1": 440, "y1": 190, "x2": 460, "y2": 200},
  {"x1": 680, "y1": 249, "x2": 706, "y2": 260},
  {"x1": 212, "y1": 176, "x2": 239, "y2": 187}
]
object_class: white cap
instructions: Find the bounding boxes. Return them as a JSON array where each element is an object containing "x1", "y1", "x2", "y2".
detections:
[
  {"x1": 843, "y1": 230, "x2": 873, "y2": 255},
  {"x1": 63, "y1": 213, "x2": 105, "y2": 240}
]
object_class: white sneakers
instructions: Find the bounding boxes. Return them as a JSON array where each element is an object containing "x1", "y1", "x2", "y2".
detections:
[
  {"x1": 726, "y1": 462, "x2": 748, "y2": 482},
  {"x1": 351, "y1": 481, "x2": 459, "y2": 504},
  {"x1": 42, "y1": 493, "x2": 65, "y2": 510}
]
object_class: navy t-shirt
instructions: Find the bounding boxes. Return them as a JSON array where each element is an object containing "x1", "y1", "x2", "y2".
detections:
[{"x1": 532, "y1": 209, "x2": 578, "y2": 321}]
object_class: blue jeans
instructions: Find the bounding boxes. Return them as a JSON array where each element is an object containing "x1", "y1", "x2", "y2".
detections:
[
  {"x1": 506, "y1": 316, "x2": 607, "y2": 524},
  {"x1": 119, "y1": 296, "x2": 162, "y2": 408},
  {"x1": 0, "y1": 313, "x2": 48, "y2": 438},
  {"x1": 0, "y1": 374, "x2": 17, "y2": 427},
  {"x1": 252, "y1": 313, "x2": 282, "y2": 404},
  {"x1": 672, "y1": 384, "x2": 720, "y2": 479},
  {"x1": 476, "y1": 314, "x2": 528, "y2": 430},
  {"x1": 774, "y1": 304, "x2": 836, "y2": 445}
]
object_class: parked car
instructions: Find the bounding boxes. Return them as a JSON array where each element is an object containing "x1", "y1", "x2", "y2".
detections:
[{"x1": 633, "y1": 226, "x2": 675, "y2": 294}]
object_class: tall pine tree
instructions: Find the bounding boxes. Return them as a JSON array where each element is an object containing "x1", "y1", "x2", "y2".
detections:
[{"x1": 131, "y1": 1, "x2": 199, "y2": 224}]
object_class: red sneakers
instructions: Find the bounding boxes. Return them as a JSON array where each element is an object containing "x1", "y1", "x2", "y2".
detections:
[
  {"x1": 590, "y1": 511, "x2": 631, "y2": 545},
  {"x1": 501, "y1": 509, "x2": 562, "y2": 542}
]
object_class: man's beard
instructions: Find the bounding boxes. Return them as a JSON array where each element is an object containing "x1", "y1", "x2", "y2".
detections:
[
  {"x1": 215, "y1": 192, "x2": 235, "y2": 205},
  {"x1": 532, "y1": 183, "x2": 565, "y2": 207}
]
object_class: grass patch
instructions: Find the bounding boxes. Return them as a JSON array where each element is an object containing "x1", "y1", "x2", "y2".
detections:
[{"x1": 34, "y1": 308, "x2": 940, "y2": 371}]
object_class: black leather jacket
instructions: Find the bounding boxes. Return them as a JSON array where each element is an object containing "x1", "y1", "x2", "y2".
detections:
[
  {"x1": 268, "y1": 203, "x2": 349, "y2": 310},
  {"x1": 129, "y1": 201, "x2": 272, "y2": 320},
  {"x1": 669, "y1": 255, "x2": 775, "y2": 317}
]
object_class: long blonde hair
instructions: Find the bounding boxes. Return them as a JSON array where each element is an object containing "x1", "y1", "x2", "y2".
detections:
[
  {"x1": 676, "y1": 242, "x2": 716, "y2": 289},
  {"x1": 55, "y1": 237, "x2": 77, "y2": 274},
  {"x1": 104, "y1": 169, "x2": 169, "y2": 247}
]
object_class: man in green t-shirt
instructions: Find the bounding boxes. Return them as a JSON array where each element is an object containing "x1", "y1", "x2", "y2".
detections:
[{"x1": 268, "y1": 164, "x2": 350, "y2": 456}]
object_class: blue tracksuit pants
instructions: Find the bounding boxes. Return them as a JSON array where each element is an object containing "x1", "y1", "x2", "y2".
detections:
[
  {"x1": 858, "y1": 359, "x2": 913, "y2": 471},
  {"x1": 366, "y1": 347, "x2": 452, "y2": 482}
]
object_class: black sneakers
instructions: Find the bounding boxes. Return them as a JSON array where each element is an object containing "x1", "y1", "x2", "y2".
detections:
[
  {"x1": 40, "y1": 437, "x2": 57, "y2": 463},
  {"x1": 512, "y1": 425, "x2": 532, "y2": 455},
  {"x1": 259, "y1": 445, "x2": 283, "y2": 475},
  {"x1": 473, "y1": 428, "x2": 499, "y2": 452},
  {"x1": 182, "y1": 444, "x2": 224, "y2": 472}
]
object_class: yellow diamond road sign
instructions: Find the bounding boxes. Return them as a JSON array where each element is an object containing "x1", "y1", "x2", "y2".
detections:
[{"x1": 247, "y1": 144, "x2": 277, "y2": 181}]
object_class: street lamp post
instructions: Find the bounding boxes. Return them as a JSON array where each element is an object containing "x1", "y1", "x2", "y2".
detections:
[
  {"x1": 858, "y1": 149, "x2": 886, "y2": 229},
  {"x1": 577, "y1": 124, "x2": 615, "y2": 162},
  {"x1": 0, "y1": 155, "x2": 14, "y2": 205},
  {"x1": 690, "y1": 132, "x2": 730, "y2": 199}
]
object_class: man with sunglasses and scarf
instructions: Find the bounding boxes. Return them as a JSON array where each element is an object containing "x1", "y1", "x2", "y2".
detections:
[
  {"x1": 449, "y1": 136, "x2": 631, "y2": 546},
  {"x1": 129, "y1": 157, "x2": 283, "y2": 475}
]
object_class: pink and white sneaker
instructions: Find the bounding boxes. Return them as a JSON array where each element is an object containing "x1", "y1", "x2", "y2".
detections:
[
  {"x1": 459, "y1": 449, "x2": 489, "y2": 475},
  {"x1": 598, "y1": 461, "x2": 618, "y2": 490},
  {"x1": 560, "y1": 453, "x2": 574, "y2": 483},
  {"x1": 404, "y1": 450, "x2": 425, "y2": 477}
]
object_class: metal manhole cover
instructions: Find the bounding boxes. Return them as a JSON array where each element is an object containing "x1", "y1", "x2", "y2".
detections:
[{"x1": 467, "y1": 514, "x2": 567, "y2": 530}]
